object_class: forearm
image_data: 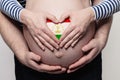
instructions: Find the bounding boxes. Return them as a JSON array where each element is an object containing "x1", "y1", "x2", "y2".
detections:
[
  {"x1": 95, "y1": 17, "x2": 112, "y2": 48},
  {"x1": 0, "y1": 12, "x2": 28, "y2": 62},
  {"x1": 92, "y1": 0, "x2": 113, "y2": 48}
]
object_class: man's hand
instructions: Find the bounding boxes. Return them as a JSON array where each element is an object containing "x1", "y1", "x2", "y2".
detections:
[
  {"x1": 20, "y1": 9, "x2": 59, "y2": 51},
  {"x1": 67, "y1": 38, "x2": 105, "y2": 73},
  {"x1": 59, "y1": 7, "x2": 95, "y2": 48},
  {"x1": 20, "y1": 51, "x2": 66, "y2": 74}
]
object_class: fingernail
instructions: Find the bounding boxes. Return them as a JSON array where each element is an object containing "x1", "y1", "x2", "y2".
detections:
[
  {"x1": 82, "y1": 47, "x2": 85, "y2": 51},
  {"x1": 51, "y1": 48, "x2": 54, "y2": 51},
  {"x1": 42, "y1": 48, "x2": 45, "y2": 51},
  {"x1": 60, "y1": 44, "x2": 63, "y2": 48},
  {"x1": 67, "y1": 70, "x2": 71, "y2": 74},
  {"x1": 57, "y1": 41, "x2": 60, "y2": 45},
  {"x1": 69, "y1": 66, "x2": 73, "y2": 70},
  {"x1": 58, "y1": 66, "x2": 62, "y2": 69},
  {"x1": 65, "y1": 45, "x2": 68, "y2": 49},
  {"x1": 56, "y1": 46, "x2": 59, "y2": 50},
  {"x1": 71, "y1": 44, "x2": 74, "y2": 48},
  {"x1": 37, "y1": 57, "x2": 40, "y2": 60}
]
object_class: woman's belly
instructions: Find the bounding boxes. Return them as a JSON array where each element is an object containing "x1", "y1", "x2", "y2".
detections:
[{"x1": 23, "y1": 0, "x2": 95, "y2": 67}]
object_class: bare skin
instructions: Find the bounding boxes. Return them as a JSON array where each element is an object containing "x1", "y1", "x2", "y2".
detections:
[
  {"x1": 67, "y1": 0, "x2": 113, "y2": 73},
  {"x1": 68, "y1": 17, "x2": 112, "y2": 73},
  {"x1": 0, "y1": 0, "x2": 112, "y2": 74},
  {"x1": 20, "y1": 0, "x2": 95, "y2": 51},
  {"x1": 23, "y1": 0, "x2": 95, "y2": 67},
  {"x1": 0, "y1": 12, "x2": 66, "y2": 74},
  {"x1": 22, "y1": 0, "x2": 112, "y2": 71}
]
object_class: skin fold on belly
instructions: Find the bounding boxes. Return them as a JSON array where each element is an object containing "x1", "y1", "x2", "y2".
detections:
[{"x1": 23, "y1": 0, "x2": 95, "y2": 67}]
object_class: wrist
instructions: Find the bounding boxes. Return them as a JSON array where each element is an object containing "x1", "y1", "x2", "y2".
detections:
[
  {"x1": 86, "y1": 7, "x2": 96, "y2": 22},
  {"x1": 20, "y1": 9, "x2": 31, "y2": 24},
  {"x1": 85, "y1": 7, "x2": 95, "y2": 22},
  {"x1": 15, "y1": 50, "x2": 28, "y2": 65}
]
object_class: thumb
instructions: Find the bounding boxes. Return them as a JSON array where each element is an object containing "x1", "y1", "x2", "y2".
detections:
[
  {"x1": 59, "y1": 11, "x2": 70, "y2": 22},
  {"x1": 47, "y1": 14, "x2": 58, "y2": 23},
  {"x1": 82, "y1": 40, "x2": 94, "y2": 52},
  {"x1": 30, "y1": 52, "x2": 41, "y2": 62}
]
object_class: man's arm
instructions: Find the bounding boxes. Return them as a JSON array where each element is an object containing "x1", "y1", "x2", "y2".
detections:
[
  {"x1": 0, "y1": 0, "x2": 59, "y2": 51},
  {"x1": 0, "y1": 12, "x2": 28, "y2": 62},
  {"x1": 67, "y1": 0, "x2": 113, "y2": 73},
  {"x1": 0, "y1": 12, "x2": 65, "y2": 74},
  {"x1": 92, "y1": 0, "x2": 112, "y2": 45}
]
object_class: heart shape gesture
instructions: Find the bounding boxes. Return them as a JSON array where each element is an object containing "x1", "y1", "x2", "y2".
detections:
[{"x1": 47, "y1": 19, "x2": 70, "y2": 40}]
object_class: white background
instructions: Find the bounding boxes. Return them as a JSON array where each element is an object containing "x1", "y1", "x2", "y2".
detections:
[{"x1": 0, "y1": 12, "x2": 120, "y2": 80}]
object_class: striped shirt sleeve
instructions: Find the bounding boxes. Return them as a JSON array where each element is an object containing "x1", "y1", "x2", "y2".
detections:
[
  {"x1": 0, "y1": 0, "x2": 24, "y2": 21},
  {"x1": 92, "y1": 0, "x2": 120, "y2": 20},
  {"x1": 0, "y1": 0, "x2": 120, "y2": 21}
]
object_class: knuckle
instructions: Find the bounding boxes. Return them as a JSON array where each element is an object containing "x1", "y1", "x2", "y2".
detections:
[
  {"x1": 49, "y1": 40, "x2": 54, "y2": 44},
  {"x1": 67, "y1": 36, "x2": 72, "y2": 40},
  {"x1": 75, "y1": 28, "x2": 79, "y2": 32},
  {"x1": 78, "y1": 28, "x2": 82, "y2": 33},
  {"x1": 70, "y1": 24, "x2": 76, "y2": 28},
  {"x1": 80, "y1": 28, "x2": 85, "y2": 33},
  {"x1": 34, "y1": 29, "x2": 40, "y2": 35},
  {"x1": 42, "y1": 40, "x2": 46, "y2": 44},
  {"x1": 37, "y1": 42, "x2": 42, "y2": 46},
  {"x1": 40, "y1": 26, "x2": 45, "y2": 31}
]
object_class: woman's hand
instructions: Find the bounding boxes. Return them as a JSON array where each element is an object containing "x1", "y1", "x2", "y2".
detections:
[
  {"x1": 20, "y1": 9, "x2": 59, "y2": 51},
  {"x1": 59, "y1": 7, "x2": 95, "y2": 48},
  {"x1": 19, "y1": 51, "x2": 66, "y2": 74},
  {"x1": 67, "y1": 37, "x2": 106, "y2": 73}
]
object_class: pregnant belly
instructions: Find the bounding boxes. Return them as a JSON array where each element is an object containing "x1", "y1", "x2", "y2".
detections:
[
  {"x1": 23, "y1": 0, "x2": 95, "y2": 67},
  {"x1": 23, "y1": 21, "x2": 95, "y2": 67}
]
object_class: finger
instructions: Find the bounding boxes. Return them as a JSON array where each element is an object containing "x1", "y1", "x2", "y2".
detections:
[
  {"x1": 60, "y1": 24, "x2": 74, "y2": 47},
  {"x1": 82, "y1": 40, "x2": 95, "y2": 52},
  {"x1": 27, "y1": 53, "x2": 41, "y2": 71},
  {"x1": 69, "y1": 48, "x2": 98, "y2": 70},
  {"x1": 28, "y1": 60, "x2": 41, "y2": 71},
  {"x1": 43, "y1": 23, "x2": 60, "y2": 44},
  {"x1": 40, "y1": 32, "x2": 59, "y2": 50},
  {"x1": 67, "y1": 67, "x2": 80, "y2": 73},
  {"x1": 41, "y1": 19, "x2": 59, "y2": 44},
  {"x1": 38, "y1": 64, "x2": 62, "y2": 72},
  {"x1": 37, "y1": 35, "x2": 54, "y2": 51},
  {"x1": 69, "y1": 55, "x2": 88, "y2": 70},
  {"x1": 59, "y1": 12, "x2": 70, "y2": 22},
  {"x1": 61, "y1": 28, "x2": 79, "y2": 48},
  {"x1": 29, "y1": 52, "x2": 41, "y2": 62},
  {"x1": 44, "y1": 33, "x2": 59, "y2": 49},
  {"x1": 47, "y1": 14, "x2": 58, "y2": 23},
  {"x1": 64, "y1": 31, "x2": 81, "y2": 49},
  {"x1": 86, "y1": 48, "x2": 99, "y2": 63},
  {"x1": 34, "y1": 36, "x2": 45, "y2": 51},
  {"x1": 71, "y1": 34, "x2": 83, "y2": 47},
  {"x1": 47, "y1": 68, "x2": 66, "y2": 74}
]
